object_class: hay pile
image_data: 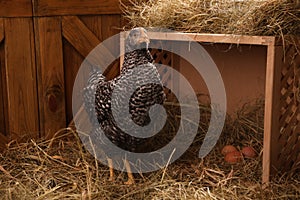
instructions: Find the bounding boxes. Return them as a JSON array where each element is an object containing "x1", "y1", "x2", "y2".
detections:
[
  {"x1": 0, "y1": 99, "x2": 299, "y2": 199},
  {"x1": 121, "y1": 0, "x2": 300, "y2": 36}
]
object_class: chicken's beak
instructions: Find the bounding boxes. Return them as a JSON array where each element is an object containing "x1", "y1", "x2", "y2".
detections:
[{"x1": 138, "y1": 29, "x2": 150, "y2": 49}]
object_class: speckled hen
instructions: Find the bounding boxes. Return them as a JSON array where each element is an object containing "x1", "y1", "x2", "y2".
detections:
[{"x1": 83, "y1": 27, "x2": 165, "y2": 184}]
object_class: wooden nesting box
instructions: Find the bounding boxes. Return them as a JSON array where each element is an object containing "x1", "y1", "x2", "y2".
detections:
[{"x1": 121, "y1": 32, "x2": 300, "y2": 183}]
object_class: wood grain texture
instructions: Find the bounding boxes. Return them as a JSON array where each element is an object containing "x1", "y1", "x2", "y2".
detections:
[
  {"x1": 101, "y1": 15, "x2": 121, "y2": 51},
  {"x1": 34, "y1": 17, "x2": 66, "y2": 138},
  {"x1": 0, "y1": 0, "x2": 32, "y2": 17},
  {"x1": 63, "y1": 39, "x2": 84, "y2": 124},
  {"x1": 0, "y1": 18, "x2": 4, "y2": 43},
  {"x1": 62, "y1": 15, "x2": 100, "y2": 124},
  {"x1": 147, "y1": 32, "x2": 275, "y2": 46},
  {"x1": 81, "y1": 14, "x2": 121, "y2": 77},
  {"x1": 100, "y1": 15, "x2": 121, "y2": 79},
  {"x1": 34, "y1": 0, "x2": 125, "y2": 16},
  {"x1": 80, "y1": 16, "x2": 103, "y2": 41},
  {"x1": 262, "y1": 39, "x2": 279, "y2": 184},
  {"x1": 0, "y1": 38, "x2": 7, "y2": 137},
  {"x1": 4, "y1": 18, "x2": 39, "y2": 139},
  {"x1": 62, "y1": 16, "x2": 116, "y2": 72},
  {"x1": 62, "y1": 16, "x2": 101, "y2": 58},
  {"x1": 65, "y1": 16, "x2": 104, "y2": 125},
  {"x1": 67, "y1": 15, "x2": 122, "y2": 128},
  {"x1": 0, "y1": 18, "x2": 5, "y2": 135}
]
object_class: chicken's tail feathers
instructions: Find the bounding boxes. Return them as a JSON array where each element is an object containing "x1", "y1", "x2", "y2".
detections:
[
  {"x1": 89, "y1": 66, "x2": 106, "y2": 85},
  {"x1": 83, "y1": 67, "x2": 106, "y2": 125}
]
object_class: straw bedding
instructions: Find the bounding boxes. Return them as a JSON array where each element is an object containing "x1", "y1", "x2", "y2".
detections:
[
  {"x1": 121, "y1": 0, "x2": 300, "y2": 37},
  {"x1": 0, "y1": 99, "x2": 299, "y2": 199},
  {"x1": 0, "y1": 1, "x2": 299, "y2": 198}
]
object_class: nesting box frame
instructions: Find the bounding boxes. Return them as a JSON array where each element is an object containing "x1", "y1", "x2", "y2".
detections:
[{"x1": 121, "y1": 32, "x2": 300, "y2": 183}]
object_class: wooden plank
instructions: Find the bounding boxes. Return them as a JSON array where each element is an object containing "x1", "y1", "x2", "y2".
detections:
[
  {"x1": 0, "y1": 0, "x2": 32, "y2": 17},
  {"x1": 63, "y1": 39, "x2": 84, "y2": 124},
  {"x1": 62, "y1": 15, "x2": 101, "y2": 124},
  {"x1": 34, "y1": 17, "x2": 66, "y2": 139},
  {"x1": 101, "y1": 15, "x2": 121, "y2": 50},
  {"x1": 33, "y1": 0, "x2": 126, "y2": 16},
  {"x1": 4, "y1": 18, "x2": 39, "y2": 139},
  {"x1": 262, "y1": 41, "x2": 281, "y2": 184},
  {"x1": 65, "y1": 15, "x2": 121, "y2": 128},
  {"x1": 101, "y1": 15, "x2": 121, "y2": 79},
  {"x1": 147, "y1": 32, "x2": 275, "y2": 46},
  {"x1": 262, "y1": 43, "x2": 275, "y2": 184},
  {"x1": 80, "y1": 15, "x2": 120, "y2": 78},
  {"x1": 62, "y1": 16, "x2": 116, "y2": 70},
  {"x1": 80, "y1": 16, "x2": 103, "y2": 41},
  {"x1": 0, "y1": 35, "x2": 7, "y2": 137},
  {"x1": 0, "y1": 18, "x2": 5, "y2": 135},
  {"x1": 0, "y1": 18, "x2": 4, "y2": 43},
  {"x1": 62, "y1": 16, "x2": 101, "y2": 59},
  {"x1": 69, "y1": 16, "x2": 104, "y2": 125}
]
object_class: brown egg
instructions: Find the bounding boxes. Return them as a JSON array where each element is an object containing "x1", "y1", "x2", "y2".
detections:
[
  {"x1": 241, "y1": 146, "x2": 256, "y2": 158},
  {"x1": 221, "y1": 145, "x2": 238, "y2": 155},
  {"x1": 224, "y1": 151, "x2": 243, "y2": 164}
]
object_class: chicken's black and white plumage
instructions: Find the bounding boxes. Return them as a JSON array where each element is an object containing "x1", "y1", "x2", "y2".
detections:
[{"x1": 83, "y1": 27, "x2": 165, "y2": 184}]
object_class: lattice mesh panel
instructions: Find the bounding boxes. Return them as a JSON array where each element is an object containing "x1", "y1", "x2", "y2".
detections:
[
  {"x1": 277, "y1": 45, "x2": 300, "y2": 173},
  {"x1": 149, "y1": 40, "x2": 175, "y2": 100}
]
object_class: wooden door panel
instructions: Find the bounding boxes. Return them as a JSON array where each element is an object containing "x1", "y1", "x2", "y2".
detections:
[
  {"x1": 0, "y1": 18, "x2": 7, "y2": 137},
  {"x1": 34, "y1": 17, "x2": 66, "y2": 138},
  {"x1": 0, "y1": 1, "x2": 124, "y2": 145},
  {"x1": 63, "y1": 39, "x2": 85, "y2": 124},
  {"x1": 80, "y1": 16, "x2": 104, "y2": 41},
  {"x1": 4, "y1": 18, "x2": 39, "y2": 139},
  {"x1": 0, "y1": 0, "x2": 32, "y2": 17},
  {"x1": 0, "y1": 18, "x2": 3, "y2": 42},
  {"x1": 62, "y1": 15, "x2": 122, "y2": 125},
  {"x1": 80, "y1": 15, "x2": 121, "y2": 78},
  {"x1": 62, "y1": 16, "x2": 102, "y2": 59},
  {"x1": 34, "y1": 0, "x2": 124, "y2": 16}
]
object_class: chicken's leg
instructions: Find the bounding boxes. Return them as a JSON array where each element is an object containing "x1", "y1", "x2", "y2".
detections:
[
  {"x1": 124, "y1": 159, "x2": 135, "y2": 185},
  {"x1": 107, "y1": 158, "x2": 114, "y2": 181}
]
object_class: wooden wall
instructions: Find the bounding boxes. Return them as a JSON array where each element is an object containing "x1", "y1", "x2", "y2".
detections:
[{"x1": 0, "y1": 0, "x2": 125, "y2": 145}]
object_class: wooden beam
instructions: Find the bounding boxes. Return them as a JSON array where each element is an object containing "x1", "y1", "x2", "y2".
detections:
[
  {"x1": 34, "y1": 17, "x2": 66, "y2": 139},
  {"x1": 80, "y1": 16, "x2": 104, "y2": 41},
  {"x1": 33, "y1": 0, "x2": 125, "y2": 16},
  {"x1": 146, "y1": 32, "x2": 275, "y2": 46},
  {"x1": 0, "y1": 18, "x2": 4, "y2": 135},
  {"x1": 100, "y1": 15, "x2": 121, "y2": 79},
  {"x1": 262, "y1": 38, "x2": 279, "y2": 184},
  {"x1": 4, "y1": 18, "x2": 39, "y2": 139},
  {"x1": 0, "y1": 0, "x2": 32, "y2": 17},
  {"x1": 62, "y1": 16, "x2": 115, "y2": 67},
  {"x1": 0, "y1": 18, "x2": 4, "y2": 43},
  {"x1": 0, "y1": 31, "x2": 7, "y2": 137},
  {"x1": 66, "y1": 15, "x2": 122, "y2": 130},
  {"x1": 62, "y1": 16, "x2": 101, "y2": 58},
  {"x1": 78, "y1": 15, "x2": 121, "y2": 78},
  {"x1": 62, "y1": 41, "x2": 83, "y2": 125}
]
